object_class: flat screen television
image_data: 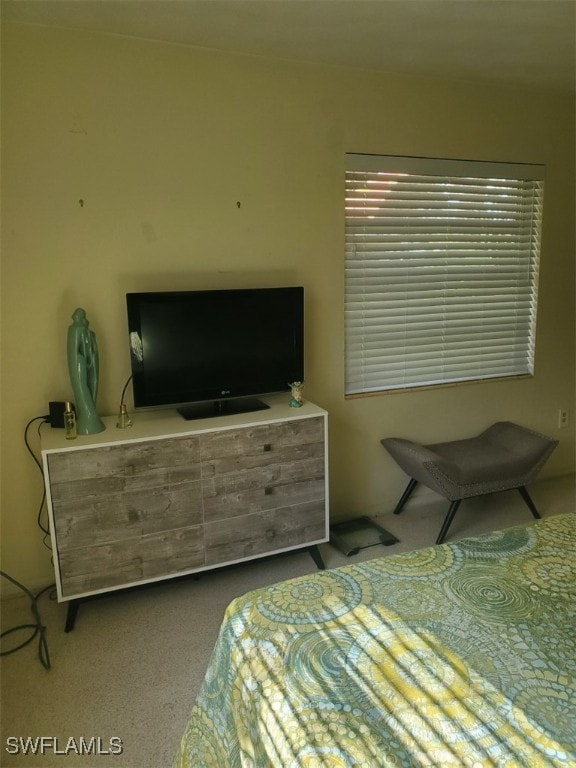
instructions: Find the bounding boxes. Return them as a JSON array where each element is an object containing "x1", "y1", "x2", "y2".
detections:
[{"x1": 126, "y1": 287, "x2": 304, "y2": 420}]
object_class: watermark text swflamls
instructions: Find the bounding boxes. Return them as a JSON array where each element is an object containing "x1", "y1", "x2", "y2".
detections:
[{"x1": 5, "y1": 736, "x2": 123, "y2": 756}]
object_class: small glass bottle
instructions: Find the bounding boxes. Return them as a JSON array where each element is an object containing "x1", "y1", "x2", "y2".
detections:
[{"x1": 64, "y1": 402, "x2": 77, "y2": 440}]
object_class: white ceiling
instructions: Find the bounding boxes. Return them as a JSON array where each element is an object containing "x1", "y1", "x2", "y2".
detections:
[{"x1": 2, "y1": 0, "x2": 575, "y2": 93}]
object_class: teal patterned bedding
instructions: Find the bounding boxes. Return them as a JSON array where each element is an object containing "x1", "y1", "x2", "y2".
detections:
[{"x1": 175, "y1": 513, "x2": 575, "y2": 767}]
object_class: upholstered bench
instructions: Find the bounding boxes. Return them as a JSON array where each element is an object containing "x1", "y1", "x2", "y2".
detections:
[{"x1": 382, "y1": 421, "x2": 558, "y2": 544}]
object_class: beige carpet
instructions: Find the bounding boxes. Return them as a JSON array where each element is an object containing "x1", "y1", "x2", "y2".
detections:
[{"x1": 1, "y1": 474, "x2": 574, "y2": 768}]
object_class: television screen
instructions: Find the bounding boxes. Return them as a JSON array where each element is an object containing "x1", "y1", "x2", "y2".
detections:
[{"x1": 126, "y1": 287, "x2": 304, "y2": 419}]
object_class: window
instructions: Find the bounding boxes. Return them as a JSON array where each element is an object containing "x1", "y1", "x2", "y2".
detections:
[{"x1": 345, "y1": 154, "x2": 544, "y2": 395}]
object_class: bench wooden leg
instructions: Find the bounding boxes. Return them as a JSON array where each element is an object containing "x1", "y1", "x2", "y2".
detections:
[
  {"x1": 393, "y1": 478, "x2": 418, "y2": 515},
  {"x1": 436, "y1": 499, "x2": 461, "y2": 545},
  {"x1": 518, "y1": 486, "x2": 541, "y2": 519}
]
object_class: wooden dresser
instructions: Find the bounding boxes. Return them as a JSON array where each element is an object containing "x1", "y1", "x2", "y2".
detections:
[{"x1": 41, "y1": 397, "x2": 328, "y2": 629}]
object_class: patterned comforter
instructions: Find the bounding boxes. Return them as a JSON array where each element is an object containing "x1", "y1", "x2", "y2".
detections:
[{"x1": 174, "y1": 513, "x2": 575, "y2": 767}]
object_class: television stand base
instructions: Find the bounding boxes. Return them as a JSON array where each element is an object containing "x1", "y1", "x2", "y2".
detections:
[{"x1": 178, "y1": 397, "x2": 270, "y2": 421}]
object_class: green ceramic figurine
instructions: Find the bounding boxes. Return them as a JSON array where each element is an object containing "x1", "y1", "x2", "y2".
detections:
[
  {"x1": 289, "y1": 380, "x2": 304, "y2": 407},
  {"x1": 67, "y1": 308, "x2": 105, "y2": 434}
]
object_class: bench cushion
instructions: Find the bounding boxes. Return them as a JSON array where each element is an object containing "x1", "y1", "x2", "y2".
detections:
[{"x1": 382, "y1": 422, "x2": 558, "y2": 501}]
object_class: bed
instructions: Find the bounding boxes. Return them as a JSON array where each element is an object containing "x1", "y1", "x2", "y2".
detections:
[{"x1": 174, "y1": 513, "x2": 575, "y2": 767}]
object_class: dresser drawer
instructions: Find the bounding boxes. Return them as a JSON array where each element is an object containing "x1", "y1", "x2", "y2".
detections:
[
  {"x1": 52, "y1": 481, "x2": 203, "y2": 551},
  {"x1": 200, "y1": 416, "x2": 324, "y2": 463},
  {"x1": 47, "y1": 437, "x2": 201, "y2": 490},
  {"x1": 203, "y1": 457, "x2": 325, "y2": 522},
  {"x1": 204, "y1": 500, "x2": 326, "y2": 565},
  {"x1": 58, "y1": 525, "x2": 205, "y2": 597}
]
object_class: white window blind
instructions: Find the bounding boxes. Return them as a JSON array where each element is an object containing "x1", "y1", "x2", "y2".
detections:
[{"x1": 345, "y1": 154, "x2": 545, "y2": 395}]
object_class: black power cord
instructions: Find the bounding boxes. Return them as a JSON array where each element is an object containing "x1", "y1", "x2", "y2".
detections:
[
  {"x1": 0, "y1": 572, "x2": 54, "y2": 670},
  {"x1": 0, "y1": 414, "x2": 57, "y2": 669},
  {"x1": 24, "y1": 415, "x2": 52, "y2": 549},
  {"x1": 24, "y1": 414, "x2": 50, "y2": 472}
]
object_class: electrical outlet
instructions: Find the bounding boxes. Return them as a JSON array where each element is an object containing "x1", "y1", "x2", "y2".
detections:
[{"x1": 557, "y1": 409, "x2": 569, "y2": 429}]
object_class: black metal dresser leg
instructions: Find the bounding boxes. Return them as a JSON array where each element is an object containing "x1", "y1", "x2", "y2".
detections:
[{"x1": 64, "y1": 600, "x2": 80, "y2": 632}]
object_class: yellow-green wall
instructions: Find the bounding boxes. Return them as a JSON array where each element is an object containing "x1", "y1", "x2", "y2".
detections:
[{"x1": 2, "y1": 23, "x2": 575, "y2": 591}]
